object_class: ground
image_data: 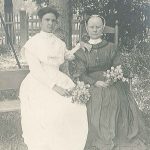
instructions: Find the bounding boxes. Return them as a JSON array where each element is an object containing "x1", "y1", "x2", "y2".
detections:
[
  {"x1": 0, "y1": 112, "x2": 27, "y2": 150},
  {"x1": 0, "y1": 52, "x2": 27, "y2": 150}
]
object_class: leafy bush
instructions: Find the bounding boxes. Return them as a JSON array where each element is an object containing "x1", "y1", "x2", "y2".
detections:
[
  {"x1": 0, "y1": 45, "x2": 10, "y2": 54},
  {"x1": 121, "y1": 39, "x2": 150, "y2": 125},
  {"x1": 72, "y1": 0, "x2": 150, "y2": 48}
]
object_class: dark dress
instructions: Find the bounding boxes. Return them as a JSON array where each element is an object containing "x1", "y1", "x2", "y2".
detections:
[{"x1": 74, "y1": 40, "x2": 148, "y2": 150}]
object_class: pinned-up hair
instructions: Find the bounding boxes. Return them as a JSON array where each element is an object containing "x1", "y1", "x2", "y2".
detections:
[
  {"x1": 37, "y1": 7, "x2": 59, "y2": 20},
  {"x1": 85, "y1": 15, "x2": 106, "y2": 27}
]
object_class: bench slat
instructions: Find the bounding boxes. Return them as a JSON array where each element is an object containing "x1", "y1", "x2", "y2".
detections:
[
  {"x1": 0, "y1": 69, "x2": 29, "y2": 90},
  {"x1": 103, "y1": 26, "x2": 115, "y2": 34},
  {"x1": 0, "y1": 69, "x2": 28, "y2": 112},
  {"x1": 0, "y1": 100, "x2": 20, "y2": 112}
]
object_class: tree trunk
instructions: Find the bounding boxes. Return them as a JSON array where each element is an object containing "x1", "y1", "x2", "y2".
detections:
[{"x1": 49, "y1": 0, "x2": 72, "y2": 49}]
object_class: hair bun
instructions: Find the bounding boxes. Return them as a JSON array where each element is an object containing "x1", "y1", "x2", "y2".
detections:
[{"x1": 37, "y1": 6, "x2": 59, "y2": 19}]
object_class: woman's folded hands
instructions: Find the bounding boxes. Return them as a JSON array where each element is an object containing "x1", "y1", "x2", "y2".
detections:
[
  {"x1": 95, "y1": 80, "x2": 109, "y2": 88},
  {"x1": 53, "y1": 84, "x2": 71, "y2": 97}
]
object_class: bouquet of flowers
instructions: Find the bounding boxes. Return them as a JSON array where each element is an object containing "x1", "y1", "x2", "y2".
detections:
[
  {"x1": 70, "y1": 81, "x2": 91, "y2": 104},
  {"x1": 103, "y1": 65, "x2": 128, "y2": 85}
]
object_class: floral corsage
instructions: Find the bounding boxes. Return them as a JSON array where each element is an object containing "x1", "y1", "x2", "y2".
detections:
[
  {"x1": 69, "y1": 81, "x2": 91, "y2": 104},
  {"x1": 103, "y1": 65, "x2": 128, "y2": 85}
]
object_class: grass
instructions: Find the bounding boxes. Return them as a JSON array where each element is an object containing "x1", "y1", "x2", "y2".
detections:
[
  {"x1": 0, "y1": 51, "x2": 28, "y2": 150},
  {"x1": 0, "y1": 112, "x2": 27, "y2": 150}
]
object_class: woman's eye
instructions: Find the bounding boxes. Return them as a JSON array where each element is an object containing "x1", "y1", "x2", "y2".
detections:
[
  {"x1": 97, "y1": 26, "x2": 102, "y2": 29},
  {"x1": 46, "y1": 19, "x2": 56, "y2": 23},
  {"x1": 51, "y1": 19, "x2": 56, "y2": 22},
  {"x1": 89, "y1": 26, "x2": 94, "y2": 29},
  {"x1": 89, "y1": 26, "x2": 102, "y2": 29}
]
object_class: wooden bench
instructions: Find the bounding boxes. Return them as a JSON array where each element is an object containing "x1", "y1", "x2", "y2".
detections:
[{"x1": 0, "y1": 69, "x2": 29, "y2": 112}]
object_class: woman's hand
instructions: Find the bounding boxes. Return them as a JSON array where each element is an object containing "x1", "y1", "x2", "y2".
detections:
[
  {"x1": 65, "y1": 51, "x2": 75, "y2": 61},
  {"x1": 74, "y1": 42, "x2": 81, "y2": 50},
  {"x1": 65, "y1": 43, "x2": 81, "y2": 61},
  {"x1": 53, "y1": 85, "x2": 71, "y2": 97},
  {"x1": 95, "y1": 81, "x2": 109, "y2": 88}
]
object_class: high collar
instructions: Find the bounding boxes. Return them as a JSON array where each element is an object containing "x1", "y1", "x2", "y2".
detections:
[
  {"x1": 91, "y1": 40, "x2": 108, "y2": 49},
  {"x1": 81, "y1": 40, "x2": 108, "y2": 52},
  {"x1": 88, "y1": 38, "x2": 102, "y2": 44},
  {"x1": 40, "y1": 31, "x2": 54, "y2": 38}
]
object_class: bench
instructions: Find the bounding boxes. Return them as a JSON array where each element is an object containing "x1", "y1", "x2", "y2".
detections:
[{"x1": 0, "y1": 69, "x2": 29, "y2": 112}]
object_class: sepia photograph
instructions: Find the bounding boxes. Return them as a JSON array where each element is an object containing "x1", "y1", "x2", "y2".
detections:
[{"x1": 0, "y1": 0, "x2": 150, "y2": 150}]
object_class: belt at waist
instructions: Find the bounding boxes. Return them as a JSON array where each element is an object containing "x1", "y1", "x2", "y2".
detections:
[{"x1": 88, "y1": 71, "x2": 106, "y2": 81}]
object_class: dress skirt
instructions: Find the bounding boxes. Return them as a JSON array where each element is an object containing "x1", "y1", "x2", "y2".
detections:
[
  {"x1": 19, "y1": 73, "x2": 88, "y2": 150},
  {"x1": 84, "y1": 73, "x2": 148, "y2": 150}
]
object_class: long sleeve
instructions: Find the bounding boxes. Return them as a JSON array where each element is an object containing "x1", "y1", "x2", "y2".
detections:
[
  {"x1": 112, "y1": 51, "x2": 121, "y2": 67},
  {"x1": 24, "y1": 48, "x2": 57, "y2": 89},
  {"x1": 74, "y1": 52, "x2": 96, "y2": 85}
]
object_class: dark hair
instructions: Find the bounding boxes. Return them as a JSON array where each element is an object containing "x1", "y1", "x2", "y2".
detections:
[{"x1": 37, "y1": 7, "x2": 59, "y2": 20}]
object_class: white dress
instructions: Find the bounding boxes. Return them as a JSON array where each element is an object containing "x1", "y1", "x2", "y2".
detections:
[{"x1": 19, "y1": 31, "x2": 88, "y2": 150}]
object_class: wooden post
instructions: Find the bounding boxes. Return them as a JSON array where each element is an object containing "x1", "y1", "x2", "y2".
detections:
[
  {"x1": 0, "y1": 12, "x2": 21, "y2": 68},
  {"x1": 79, "y1": 20, "x2": 86, "y2": 41},
  {"x1": 115, "y1": 20, "x2": 118, "y2": 47},
  {"x1": 49, "y1": 0, "x2": 73, "y2": 49},
  {"x1": 79, "y1": 20, "x2": 83, "y2": 42},
  {"x1": 20, "y1": 10, "x2": 28, "y2": 47},
  {"x1": 65, "y1": 0, "x2": 72, "y2": 49},
  {"x1": 4, "y1": 0, "x2": 14, "y2": 44}
]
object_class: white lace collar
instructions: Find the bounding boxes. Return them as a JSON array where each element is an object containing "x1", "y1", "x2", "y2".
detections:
[{"x1": 88, "y1": 38, "x2": 102, "y2": 44}]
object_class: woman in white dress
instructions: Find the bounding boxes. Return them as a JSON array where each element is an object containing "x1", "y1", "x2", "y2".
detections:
[{"x1": 19, "y1": 7, "x2": 88, "y2": 150}]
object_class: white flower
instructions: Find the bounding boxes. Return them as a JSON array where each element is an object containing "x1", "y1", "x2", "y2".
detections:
[
  {"x1": 116, "y1": 65, "x2": 122, "y2": 69},
  {"x1": 110, "y1": 72, "x2": 115, "y2": 77},
  {"x1": 122, "y1": 77, "x2": 126, "y2": 82},
  {"x1": 126, "y1": 78, "x2": 129, "y2": 82},
  {"x1": 106, "y1": 74, "x2": 111, "y2": 78},
  {"x1": 103, "y1": 72, "x2": 107, "y2": 76},
  {"x1": 41, "y1": 2, "x2": 47, "y2": 7},
  {"x1": 111, "y1": 66, "x2": 115, "y2": 70},
  {"x1": 86, "y1": 84, "x2": 90, "y2": 88},
  {"x1": 120, "y1": 73, "x2": 123, "y2": 77},
  {"x1": 113, "y1": 78, "x2": 117, "y2": 82},
  {"x1": 71, "y1": 81, "x2": 91, "y2": 104},
  {"x1": 103, "y1": 65, "x2": 128, "y2": 85},
  {"x1": 117, "y1": 75, "x2": 122, "y2": 80},
  {"x1": 118, "y1": 68, "x2": 123, "y2": 73},
  {"x1": 107, "y1": 70, "x2": 110, "y2": 73}
]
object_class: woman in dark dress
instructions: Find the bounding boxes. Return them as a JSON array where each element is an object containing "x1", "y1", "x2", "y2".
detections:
[{"x1": 74, "y1": 15, "x2": 148, "y2": 150}]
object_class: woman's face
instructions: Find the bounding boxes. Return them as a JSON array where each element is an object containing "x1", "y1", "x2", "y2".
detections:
[
  {"x1": 86, "y1": 17, "x2": 104, "y2": 39},
  {"x1": 40, "y1": 13, "x2": 57, "y2": 33}
]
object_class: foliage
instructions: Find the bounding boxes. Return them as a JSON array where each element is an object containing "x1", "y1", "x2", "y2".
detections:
[
  {"x1": 72, "y1": 0, "x2": 150, "y2": 48},
  {"x1": 71, "y1": 81, "x2": 91, "y2": 104},
  {"x1": 121, "y1": 38, "x2": 150, "y2": 76},
  {"x1": 0, "y1": 112, "x2": 27, "y2": 150},
  {"x1": 0, "y1": 45, "x2": 10, "y2": 54},
  {"x1": 121, "y1": 38, "x2": 150, "y2": 123},
  {"x1": 32, "y1": 0, "x2": 52, "y2": 7}
]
